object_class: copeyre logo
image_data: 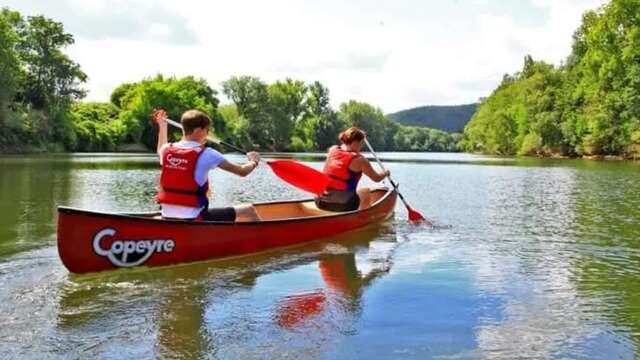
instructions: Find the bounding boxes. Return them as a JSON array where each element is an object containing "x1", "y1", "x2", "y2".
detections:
[
  {"x1": 93, "y1": 228, "x2": 175, "y2": 267},
  {"x1": 166, "y1": 153, "x2": 189, "y2": 169}
]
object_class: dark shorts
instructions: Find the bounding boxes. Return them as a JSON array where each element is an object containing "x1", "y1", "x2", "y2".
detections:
[
  {"x1": 315, "y1": 190, "x2": 360, "y2": 212},
  {"x1": 200, "y1": 207, "x2": 236, "y2": 222}
]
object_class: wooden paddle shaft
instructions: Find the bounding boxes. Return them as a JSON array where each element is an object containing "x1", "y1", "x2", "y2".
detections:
[
  {"x1": 363, "y1": 138, "x2": 412, "y2": 207},
  {"x1": 165, "y1": 117, "x2": 248, "y2": 155}
]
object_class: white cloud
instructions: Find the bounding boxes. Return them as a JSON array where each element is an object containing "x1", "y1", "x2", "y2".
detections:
[{"x1": 3, "y1": 0, "x2": 608, "y2": 112}]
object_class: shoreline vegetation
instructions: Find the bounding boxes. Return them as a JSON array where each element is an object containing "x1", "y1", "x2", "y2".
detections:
[
  {"x1": 460, "y1": 0, "x2": 640, "y2": 161},
  {"x1": 1, "y1": 0, "x2": 639, "y2": 161},
  {"x1": 0, "y1": 7, "x2": 460, "y2": 156}
]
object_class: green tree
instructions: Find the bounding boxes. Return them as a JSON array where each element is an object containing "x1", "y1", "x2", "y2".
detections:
[
  {"x1": 0, "y1": 11, "x2": 21, "y2": 127},
  {"x1": 68, "y1": 102, "x2": 120, "y2": 151},
  {"x1": 0, "y1": 8, "x2": 86, "y2": 150},
  {"x1": 15, "y1": 14, "x2": 87, "y2": 109},
  {"x1": 464, "y1": 0, "x2": 640, "y2": 158},
  {"x1": 304, "y1": 81, "x2": 342, "y2": 150},
  {"x1": 222, "y1": 76, "x2": 272, "y2": 149},
  {"x1": 338, "y1": 100, "x2": 389, "y2": 149},
  {"x1": 118, "y1": 75, "x2": 223, "y2": 150},
  {"x1": 110, "y1": 82, "x2": 134, "y2": 108},
  {"x1": 267, "y1": 78, "x2": 307, "y2": 150}
]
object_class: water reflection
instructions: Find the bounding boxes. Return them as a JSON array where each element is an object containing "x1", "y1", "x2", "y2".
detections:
[
  {"x1": 0, "y1": 158, "x2": 72, "y2": 257},
  {"x1": 572, "y1": 164, "x2": 640, "y2": 349},
  {"x1": 1, "y1": 154, "x2": 640, "y2": 359},
  {"x1": 56, "y1": 223, "x2": 396, "y2": 359}
]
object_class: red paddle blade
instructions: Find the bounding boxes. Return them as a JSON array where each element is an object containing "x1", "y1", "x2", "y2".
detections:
[
  {"x1": 406, "y1": 205, "x2": 426, "y2": 222},
  {"x1": 267, "y1": 160, "x2": 329, "y2": 195}
]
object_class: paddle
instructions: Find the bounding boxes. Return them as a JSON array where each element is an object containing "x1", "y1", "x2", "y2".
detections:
[
  {"x1": 161, "y1": 117, "x2": 329, "y2": 195},
  {"x1": 364, "y1": 138, "x2": 429, "y2": 223}
]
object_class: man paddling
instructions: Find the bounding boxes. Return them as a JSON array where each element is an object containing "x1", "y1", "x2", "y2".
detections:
[{"x1": 153, "y1": 109, "x2": 261, "y2": 222}]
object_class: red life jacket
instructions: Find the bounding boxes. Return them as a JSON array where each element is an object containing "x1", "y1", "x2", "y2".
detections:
[
  {"x1": 323, "y1": 146, "x2": 362, "y2": 191},
  {"x1": 157, "y1": 144, "x2": 209, "y2": 208}
]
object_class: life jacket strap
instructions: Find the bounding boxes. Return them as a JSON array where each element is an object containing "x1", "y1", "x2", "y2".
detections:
[{"x1": 160, "y1": 187, "x2": 201, "y2": 196}]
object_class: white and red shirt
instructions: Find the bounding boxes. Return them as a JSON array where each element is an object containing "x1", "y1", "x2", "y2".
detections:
[{"x1": 158, "y1": 141, "x2": 225, "y2": 218}]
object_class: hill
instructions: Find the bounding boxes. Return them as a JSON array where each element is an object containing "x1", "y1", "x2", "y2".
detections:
[{"x1": 387, "y1": 103, "x2": 478, "y2": 132}]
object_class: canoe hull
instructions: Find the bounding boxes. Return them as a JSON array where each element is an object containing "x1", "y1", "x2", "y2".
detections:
[{"x1": 57, "y1": 189, "x2": 396, "y2": 273}]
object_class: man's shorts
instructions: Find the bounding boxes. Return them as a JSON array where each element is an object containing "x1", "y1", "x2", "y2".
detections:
[{"x1": 200, "y1": 207, "x2": 236, "y2": 222}]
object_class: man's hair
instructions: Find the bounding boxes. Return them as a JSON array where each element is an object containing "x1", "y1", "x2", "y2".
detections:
[{"x1": 181, "y1": 110, "x2": 211, "y2": 135}]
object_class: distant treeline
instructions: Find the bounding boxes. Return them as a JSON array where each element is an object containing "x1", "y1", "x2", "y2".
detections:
[
  {"x1": 0, "y1": 7, "x2": 460, "y2": 154},
  {"x1": 388, "y1": 103, "x2": 478, "y2": 132},
  {"x1": 461, "y1": 0, "x2": 640, "y2": 158}
]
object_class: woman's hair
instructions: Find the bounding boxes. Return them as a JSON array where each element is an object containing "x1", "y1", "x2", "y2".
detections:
[
  {"x1": 339, "y1": 127, "x2": 366, "y2": 144},
  {"x1": 181, "y1": 110, "x2": 211, "y2": 135}
]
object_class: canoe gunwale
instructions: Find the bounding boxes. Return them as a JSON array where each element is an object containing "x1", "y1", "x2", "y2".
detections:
[{"x1": 57, "y1": 187, "x2": 395, "y2": 226}]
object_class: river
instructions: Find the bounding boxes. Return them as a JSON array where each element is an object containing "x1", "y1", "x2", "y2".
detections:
[{"x1": 0, "y1": 152, "x2": 638, "y2": 359}]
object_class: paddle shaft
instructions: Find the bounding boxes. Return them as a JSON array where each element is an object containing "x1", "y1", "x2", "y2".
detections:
[
  {"x1": 363, "y1": 138, "x2": 413, "y2": 208},
  {"x1": 164, "y1": 118, "x2": 248, "y2": 155}
]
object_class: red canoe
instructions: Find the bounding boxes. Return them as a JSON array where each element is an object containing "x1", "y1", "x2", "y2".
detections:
[{"x1": 57, "y1": 188, "x2": 397, "y2": 273}]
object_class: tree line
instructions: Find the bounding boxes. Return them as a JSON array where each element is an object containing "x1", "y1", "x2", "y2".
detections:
[
  {"x1": 0, "y1": 7, "x2": 460, "y2": 154},
  {"x1": 461, "y1": 0, "x2": 640, "y2": 158}
]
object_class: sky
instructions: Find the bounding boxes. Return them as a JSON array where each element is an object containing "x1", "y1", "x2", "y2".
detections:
[{"x1": 4, "y1": 0, "x2": 607, "y2": 113}]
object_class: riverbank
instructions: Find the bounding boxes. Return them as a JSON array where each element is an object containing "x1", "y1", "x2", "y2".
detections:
[
  {"x1": 0, "y1": 143, "x2": 150, "y2": 155},
  {"x1": 3, "y1": 145, "x2": 639, "y2": 161}
]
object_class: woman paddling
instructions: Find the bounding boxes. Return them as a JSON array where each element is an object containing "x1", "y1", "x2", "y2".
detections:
[{"x1": 316, "y1": 127, "x2": 390, "y2": 212}]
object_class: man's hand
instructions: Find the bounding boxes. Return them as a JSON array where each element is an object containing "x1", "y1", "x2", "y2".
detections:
[
  {"x1": 247, "y1": 151, "x2": 261, "y2": 164},
  {"x1": 152, "y1": 109, "x2": 168, "y2": 128},
  {"x1": 154, "y1": 109, "x2": 169, "y2": 156}
]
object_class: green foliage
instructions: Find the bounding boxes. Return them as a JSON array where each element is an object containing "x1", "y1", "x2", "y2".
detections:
[
  {"x1": 222, "y1": 76, "x2": 272, "y2": 149},
  {"x1": 0, "y1": 7, "x2": 86, "y2": 152},
  {"x1": 393, "y1": 126, "x2": 461, "y2": 152},
  {"x1": 0, "y1": 7, "x2": 459, "y2": 154},
  {"x1": 463, "y1": 0, "x2": 640, "y2": 158},
  {"x1": 388, "y1": 103, "x2": 478, "y2": 132},
  {"x1": 116, "y1": 74, "x2": 223, "y2": 149},
  {"x1": 338, "y1": 100, "x2": 391, "y2": 149},
  {"x1": 0, "y1": 11, "x2": 21, "y2": 126},
  {"x1": 217, "y1": 104, "x2": 252, "y2": 150},
  {"x1": 68, "y1": 102, "x2": 120, "y2": 151},
  {"x1": 268, "y1": 79, "x2": 308, "y2": 150}
]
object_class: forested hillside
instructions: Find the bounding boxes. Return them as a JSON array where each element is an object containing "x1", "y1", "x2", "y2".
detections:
[
  {"x1": 0, "y1": 7, "x2": 461, "y2": 153},
  {"x1": 387, "y1": 103, "x2": 477, "y2": 132},
  {"x1": 461, "y1": 0, "x2": 640, "y2": 158}
]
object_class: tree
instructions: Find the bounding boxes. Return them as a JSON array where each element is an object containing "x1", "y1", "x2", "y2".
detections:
[
  {"x1": 464, "y1": 0, "x2": 640, "y2": 158},
  {"x1": 267, "y1": 79, "x2": 307, "y2": 150},
  {"x1": 110, "y1": 82, "x2": 134, "y2": 108},
  {"x1": 14, "y1": 14, "x2": 87, "y2": 109},
  {"x1": 222, "y1": 76, "x2": 272, "y2": 149},
  {"x1": 118, "y1": 75, "x2": 223, "y2": 150},
  {"x1": 0, "y1": 10, "x2": 21, "y2": 127},
  {"x1": 68, "y1": 102, "x2": 120, "y2": 151},
  {"x1": 338, "y1": 100, "x2": 389, "y2": 149}
]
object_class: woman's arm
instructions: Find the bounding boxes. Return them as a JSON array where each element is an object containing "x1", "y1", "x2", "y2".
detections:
[{"x1": 352, "y1": 156, "x2": 389, "y2": 182}]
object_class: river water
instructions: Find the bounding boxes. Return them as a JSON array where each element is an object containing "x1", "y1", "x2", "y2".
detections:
[{"x1": 0, "y1": 152, "x2": 638, "y2": 359}]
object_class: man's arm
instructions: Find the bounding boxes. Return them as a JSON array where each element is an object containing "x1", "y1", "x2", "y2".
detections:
[
  {"x1": 218, "y1": 159, "x2": 258, "y2": 177},
  {"x1": 217, "y1": 151, "x2": 261, "y2": 177},
  {"x1": 154, "y1": 110, "x2": 168, "y2": 156}
]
